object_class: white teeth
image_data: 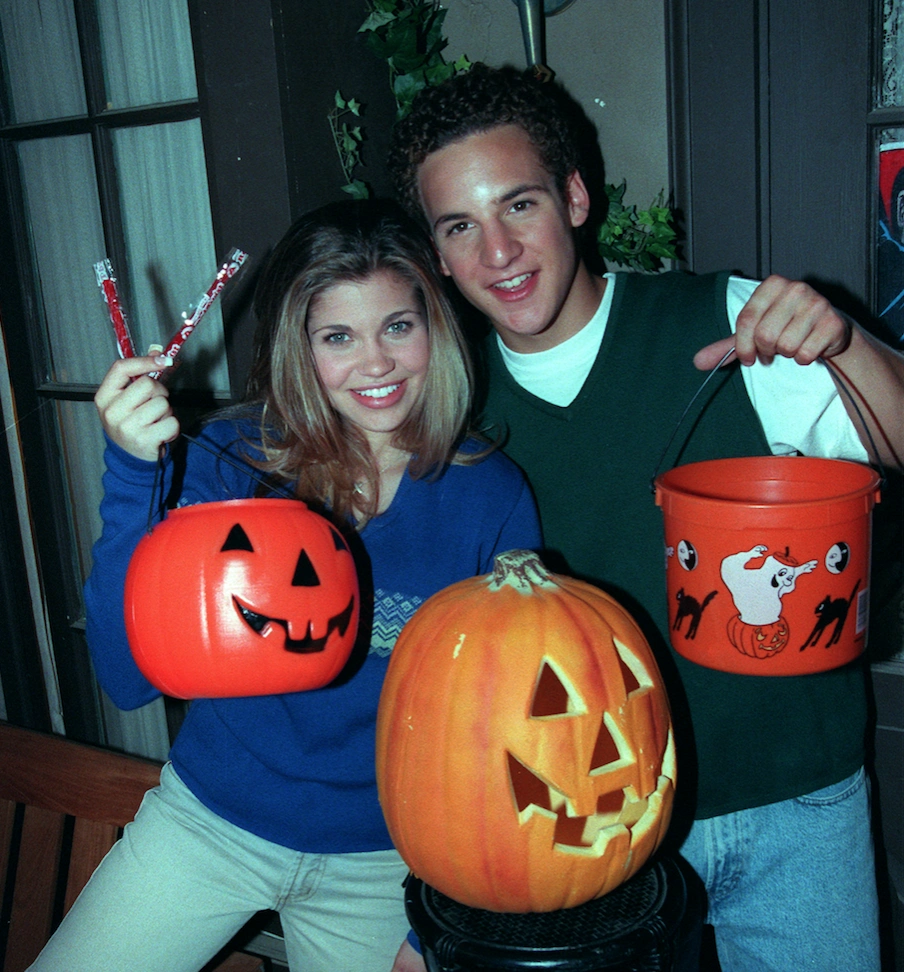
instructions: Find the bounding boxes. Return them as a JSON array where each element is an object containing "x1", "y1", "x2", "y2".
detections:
[
  {"x1": 494, "y1": 273, "x2": 531, "y2": 291},
  {"x1": 357, "y1": 384, "x2": 400, "y2": 399}
]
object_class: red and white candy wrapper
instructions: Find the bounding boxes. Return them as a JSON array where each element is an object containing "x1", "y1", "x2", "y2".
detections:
[
  {"x1": 94, "y1": 259, "x2": 136, "y2": 359},
  {"x1": 148, "y1": 247, "x2": 248, "y2": 378}
]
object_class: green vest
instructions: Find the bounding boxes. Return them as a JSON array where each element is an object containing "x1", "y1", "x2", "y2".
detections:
[{"x1": 480, "y1": 270, "x2": 867, "y2": 820}]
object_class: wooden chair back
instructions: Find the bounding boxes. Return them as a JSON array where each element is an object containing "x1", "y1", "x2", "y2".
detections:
[{"x1": 0, "y1": 721, "x2": 266, "y2": 972}]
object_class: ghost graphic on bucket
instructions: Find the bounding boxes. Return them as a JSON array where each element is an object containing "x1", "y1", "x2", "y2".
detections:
[{"x1": 720, "y1": 545, "x2": 818, "y2": 659}]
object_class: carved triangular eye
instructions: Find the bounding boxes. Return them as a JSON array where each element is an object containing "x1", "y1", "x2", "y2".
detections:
[
  {"x1": 530, "y1": 660, "x2": 585, "y2": 717},
  {"x1": 292, "y1": 550, "x2": 320, "y2": 587},
  {"x1": 221, "y1": 524, "x2": 254, "y2": 552},
  {"x1": 330, "y1": 528, "x2": 347, "y2": 552},
  {"x1": 615, "y1": 638, "x2": 648, "y2": 696},
  {"x1": 590, "y1": 712, "x2": 634, "y2": 774},
  {"x1": 590, "y1": 716, "x2": 620, "y2": 769},
  {"x1": 619, "y1": 652, "x2": 640, "y2": 694}
]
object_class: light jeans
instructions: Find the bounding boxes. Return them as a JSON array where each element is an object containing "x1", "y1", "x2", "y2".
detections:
[
  {"x1": 681, "y1": 767, "x2": 881, "y2": 972},
  {"x1": 28, "y1": 763, "x2": 411, "y2": 972}
]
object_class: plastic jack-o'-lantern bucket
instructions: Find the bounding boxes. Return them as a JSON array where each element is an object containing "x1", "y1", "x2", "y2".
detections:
[
  {"x1": 654, "y1": 456, "x2": 881, "y2": 676},
  {"x1": 125, "y1": 498, "x2": 359, "y2": 698}
]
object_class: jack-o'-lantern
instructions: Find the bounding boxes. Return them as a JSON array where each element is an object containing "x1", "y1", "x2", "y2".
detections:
[
  {"x1": 726, "y1": 615, "x2": 790, "y2": 658},
  {"x1": 376, "y1": 549, "x2": 675, "y2": 913},
  {"x1": 125, "y1": 499, "x2": 359, "y2": 699}
]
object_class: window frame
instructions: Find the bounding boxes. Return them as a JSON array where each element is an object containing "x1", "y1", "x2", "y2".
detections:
[
  {"x1": 0, "y1": 0, "x2": 291, "y2": 744},
  {"x1": 0, "y1": 0, "x2": 411, "y2": 748}
]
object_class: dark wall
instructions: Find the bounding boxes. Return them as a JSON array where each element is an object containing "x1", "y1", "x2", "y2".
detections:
[
  {"x1": 189, "y1": 0, "x2": 397, "y2": 394},
  {"x1": 668, "y1": 0, "x2": 870, "y2": 310},
  {"x1": 272, "y1": 2, "x2": 398, "y2": 216}
]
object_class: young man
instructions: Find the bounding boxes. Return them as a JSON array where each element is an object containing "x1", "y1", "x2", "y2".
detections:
[{"x1": 389, "y1": 64, "x2": 904, "y2": 971}]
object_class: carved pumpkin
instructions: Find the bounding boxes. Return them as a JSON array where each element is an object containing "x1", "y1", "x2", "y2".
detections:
[
  {"x1": 125, "y1": 499, "x2": 359, "y2": 699},
  {"x1": 376, "y1": 549, "x2": 675, "y2": 913},
  {"x1": 726, "y1": 614, "x2": 790, "y2": 658}
]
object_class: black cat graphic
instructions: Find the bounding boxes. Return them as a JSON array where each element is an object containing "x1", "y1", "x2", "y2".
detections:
[
  {"x1": 673, "y1": 588, "x2": 718, "y2": 640},
  {"x1": 800, "y1": 578, "x2": 862, "y2": 650}
]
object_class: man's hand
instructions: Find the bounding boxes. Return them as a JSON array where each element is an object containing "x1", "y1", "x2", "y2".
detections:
[
  {"x1": 693, "y1": 275, "x2": 852, "y2": 371},
  {"x1": 693, "y1": 274, "x2": 904, "y2": 468}
]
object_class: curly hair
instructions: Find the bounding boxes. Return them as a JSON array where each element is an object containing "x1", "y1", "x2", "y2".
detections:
[
  {"x1": 388, "y1": 63, "x2": 587, "y2": 226},
  {"x1": 244, "y1": 198, "x2": 474, "y2": 524}
]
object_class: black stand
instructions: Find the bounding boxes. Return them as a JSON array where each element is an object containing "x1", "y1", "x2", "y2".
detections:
[{"x1": 405, "y1": 855, "x2": 687, "y2": 972}]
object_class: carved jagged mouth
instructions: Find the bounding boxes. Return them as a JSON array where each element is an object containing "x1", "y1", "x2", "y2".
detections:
[
  {"x1": 507, "y1": 753, "x2": 649, "y2": 852},
  {"x1": 233, "y1": 595, "x2": 356, "y2": 654}
]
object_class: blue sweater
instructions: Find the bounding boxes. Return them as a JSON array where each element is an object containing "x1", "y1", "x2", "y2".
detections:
[{"x1": 84, "y1": 420, "x2": 541, "y2": 854}]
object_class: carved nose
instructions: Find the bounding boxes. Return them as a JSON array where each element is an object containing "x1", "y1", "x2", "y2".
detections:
[{"x1": 292, "y1": 550, "x2": 320, "y2": 586}]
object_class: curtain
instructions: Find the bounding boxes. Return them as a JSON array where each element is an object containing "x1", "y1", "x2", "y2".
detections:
[
  {"x1": 1, "y1": 0, "x2": 220, "y2": 759},
  {"x1": 0, "y1": 0, "x2": 86, "y2": 122},
  {"x1": 112, "y1": 120, "x2": 230, "y2": 394},
  {"x1": 96, "y1": 0, "x2": 197, "y2": 108}
]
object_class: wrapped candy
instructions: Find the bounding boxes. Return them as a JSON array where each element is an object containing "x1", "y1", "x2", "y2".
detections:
[
  {"x1": 148, "y1": 248, "x2": 248, "y2": 377},
  {"x1": 94, "y1": 259, "x2": 136, "y2": 359},
  {"x1": 95, "y1": 248, "x2": 248, "y2": 376}
]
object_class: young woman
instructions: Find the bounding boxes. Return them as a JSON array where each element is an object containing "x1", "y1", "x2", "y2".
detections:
[{"x1": 30, "y1": 199, "x2": 540, "y2": 972}]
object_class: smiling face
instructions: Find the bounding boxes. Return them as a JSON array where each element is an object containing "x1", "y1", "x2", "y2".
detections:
[
  {"x1": 307, "y1": 271, "x2": 430, "y2": 448},
  {"x1": 416, "y1": 124, "x2": 605, "y2": 352}
]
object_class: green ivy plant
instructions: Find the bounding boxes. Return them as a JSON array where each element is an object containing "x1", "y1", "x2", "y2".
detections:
[
  {"x1": 328, "y1": 0, "x2": 470, "y2": 202},
  {"x1": 330, "y1": 0, "x2": 680, "y2": 271},
  {"x1": 359, "y1": 0, "x2": 472, "y2": 120},
  {"x1": 328, "y1": 91, "x2": 369, "y2": 200},
  {"x1": 597, "y1": 182, "x2": 679, "y2": 273}
]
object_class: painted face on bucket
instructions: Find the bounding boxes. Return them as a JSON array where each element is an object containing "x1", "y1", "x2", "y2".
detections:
[
  {"x1": 124, "y1": 499, "x2": 360, "y2": 698},
  {"x1": 677, "y1": 539, "x2": 698, "y2": 571},
  {"x1": 826, "y1": 542, "x2": 850, "y2": 573},
  {"x1": 307, "y1": 271, "x2": 430, "y2": 449}
]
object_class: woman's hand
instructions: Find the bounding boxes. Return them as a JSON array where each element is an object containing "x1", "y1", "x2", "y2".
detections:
[{"x1": 94, "y1": 355, "x2": 179, "y2": 461}]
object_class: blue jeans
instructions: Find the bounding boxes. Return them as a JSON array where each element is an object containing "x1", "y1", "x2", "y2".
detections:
[
  {"x1": 681, "y1": 767, "x2": 881, "y2": 971},
  {"x1": 28, "y1": 763, "x2": 411, "y2": 972}
]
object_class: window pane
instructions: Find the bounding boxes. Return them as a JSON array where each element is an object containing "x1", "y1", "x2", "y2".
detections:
[
  {"x1": 877, "y1": 130, "x2": 904, "y2": 341},
  {"x1": 63, "y1": 400, "x2": 172, "y2": 762},
  {"x1": 0, "y1": 0, "x2": 87, "y2": 123},
  {"x1": 16, "y1": 135, "x2": 111, "y2": 384},
  {"x1": 101, "y1": 693, "x2": 171, "y2": 761},
  {"x1": 879, "y1": 0, "x2": 904, "y2": 108},
  {"x1": 58, "y1": 400, "x2": 106, "y2": 584},
  {"x1": 112, "y1": 119, "x2": 231, "y2": 395},
  {"x1": 96, "y1": 0, "x2": 197, "y2": 109}
]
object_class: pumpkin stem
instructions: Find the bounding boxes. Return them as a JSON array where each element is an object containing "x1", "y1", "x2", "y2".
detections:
[{"x1": 489, "y1": 550, "x2": 557, "y2": 592}]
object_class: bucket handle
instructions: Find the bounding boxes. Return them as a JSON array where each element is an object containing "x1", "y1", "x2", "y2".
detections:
[
  {"x1": 145, "y1": 431, "x2": 295, "y2": 534},
  {"x1": 650, "y1": 350, "x2": 888, "y2": 493},
  {"x1": 650, "y1": 346, "x2": 735, "y2": 492},
  {"x1": 822, "y1": 359, "x2": 890, "y2": 484}
]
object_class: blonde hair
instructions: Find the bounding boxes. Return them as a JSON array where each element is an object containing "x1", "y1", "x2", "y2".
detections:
[{"x1": 246, "y1": 199, "x2": 475, "y2": 523}]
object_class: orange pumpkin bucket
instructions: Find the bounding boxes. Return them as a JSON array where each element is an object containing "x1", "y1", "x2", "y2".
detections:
[
  {"x1": 654, "y1": 456, "x2": 881, "y2": 676},
  {"x1": 124, "y1": 498, "x2": 360, "y2": 699}
]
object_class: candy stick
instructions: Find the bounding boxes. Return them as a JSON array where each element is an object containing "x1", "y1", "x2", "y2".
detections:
[
  {"x1": 94, "y1": 259, "x2": 136, "y2": 359},
  {"x1": 148, "y1": 247, "x2": 248, "y2": 379}
]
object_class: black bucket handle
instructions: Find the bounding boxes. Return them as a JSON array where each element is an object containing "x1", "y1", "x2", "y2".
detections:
[
  {"x1": 146, "y1": 430, "x2": 295, "y2": 534},
  {"x1": 650, "y1": 350, "x2": 888, "y2": 494}
]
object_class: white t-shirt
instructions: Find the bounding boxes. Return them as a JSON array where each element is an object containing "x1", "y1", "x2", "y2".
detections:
[{"x1": 496, "y1": 273, "x2": 867, "y2": 462}]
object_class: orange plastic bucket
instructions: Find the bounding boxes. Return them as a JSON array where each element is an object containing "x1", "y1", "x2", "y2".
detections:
[{"x1": 654, "y1": 456, "x2": 881, "y2": 675}]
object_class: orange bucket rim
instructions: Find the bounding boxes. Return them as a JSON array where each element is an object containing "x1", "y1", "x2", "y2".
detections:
[
  {"x1": 166, "y1": 497, "x2": 309, "y2": 514},
  {"x1": 655, "y1": 456, "x2": 882, "y2": 509}
]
